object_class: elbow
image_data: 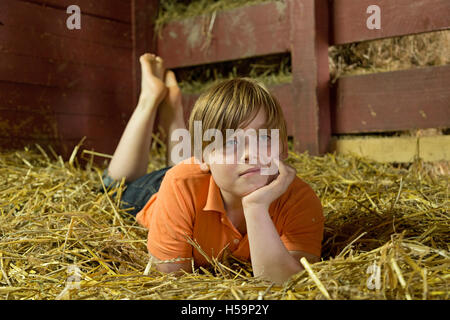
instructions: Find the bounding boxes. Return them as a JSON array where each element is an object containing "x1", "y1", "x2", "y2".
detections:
[
  {"x1": 253, "y1": 261, "x2": 303, "y2": 285},
  {"x1": 155, "y1": 262, "x2": 192, "y2": 275}
]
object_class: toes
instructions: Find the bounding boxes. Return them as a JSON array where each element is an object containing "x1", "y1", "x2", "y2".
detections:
[
  {"x1": 165, "y1": 70, "x2": 178, "y2": 88},
  {"x1": 154, "y1": 56, "x2": 165, "y2": 80},
  {"x1": 140, "y1": 53, "x2": 155, "y2": 63},
  {"x1": 140, "y1": 53, "x2": 155, "y2": 76}
]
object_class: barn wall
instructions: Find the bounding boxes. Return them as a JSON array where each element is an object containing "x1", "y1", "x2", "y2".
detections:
[{"x1": 0, "y1": 0, "x2": 134, "y2": 160}]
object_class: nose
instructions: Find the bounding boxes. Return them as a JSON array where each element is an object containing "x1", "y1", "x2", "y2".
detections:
[{"x1": 243, "y1": 135, "x2": 259, "y2": 165}]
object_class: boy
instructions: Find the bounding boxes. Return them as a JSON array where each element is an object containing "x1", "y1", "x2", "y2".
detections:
[{"x1": 103, "y1": 53, "x2": 324, "y2": 284}]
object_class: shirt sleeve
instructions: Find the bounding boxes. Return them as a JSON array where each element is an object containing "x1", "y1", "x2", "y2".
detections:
[
  {"x1": 141, "y1": 170, "x2": 195, "y2": 262},
  {"x1": 279, "y1": 179, "x2": 325, "y2": 257}
]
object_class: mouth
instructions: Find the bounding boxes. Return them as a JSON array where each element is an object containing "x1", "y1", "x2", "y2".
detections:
[{"x1": 239, "y1": 167, "x2": 261, "y2": 176}]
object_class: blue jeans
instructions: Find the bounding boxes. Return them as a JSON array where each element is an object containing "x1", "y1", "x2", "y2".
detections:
[{"x1": 99, "y1": 166, "x2": 173, "y2": 216}]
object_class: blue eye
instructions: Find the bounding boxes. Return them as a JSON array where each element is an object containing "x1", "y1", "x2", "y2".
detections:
[
  {"x1": 259, "y1": 134, "x2": 271, "y2": 141},
  {"x1": 226, "y1": 139, "x2": 238, "y2": 147}
]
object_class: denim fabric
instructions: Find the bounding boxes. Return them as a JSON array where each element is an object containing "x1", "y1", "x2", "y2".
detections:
[{"x1": 100, "y1": 166, "x2": 173, "y2": 216}]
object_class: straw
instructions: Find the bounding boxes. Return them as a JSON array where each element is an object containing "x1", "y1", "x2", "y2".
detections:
[{"x1": 0, "y1": 140, "x2": 448, "y2": 300}]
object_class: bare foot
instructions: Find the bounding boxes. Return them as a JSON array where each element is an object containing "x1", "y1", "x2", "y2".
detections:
[
  {"x1": 158, "y1": 70, "x2": 186, "y2": 141},
  {"x1": 139, "y1": 53, "x2": 167, "y2": 106}
]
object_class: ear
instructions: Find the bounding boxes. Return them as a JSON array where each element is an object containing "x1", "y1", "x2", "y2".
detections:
[{"x1": 280, "y1": 140, "x2": 289, "y2": 160}]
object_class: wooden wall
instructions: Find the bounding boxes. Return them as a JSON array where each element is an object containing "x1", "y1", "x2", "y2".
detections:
[
  {"x1": 1, "y1": 0, "x2": 449, "y2": 160},
  {"x1": 0, "y1": 0, "x2": 134, "y2": 160},
  {"x1": 157, "y1": 0, "x2": 449, "y2": 156},
  {"x1": 158, "y1": 0, "x2": 331, "y2": 155}
]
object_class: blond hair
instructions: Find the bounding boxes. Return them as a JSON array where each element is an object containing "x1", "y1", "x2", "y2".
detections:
[{"x1": 188, "y1": 77, "x2": 288, "y2": 157}]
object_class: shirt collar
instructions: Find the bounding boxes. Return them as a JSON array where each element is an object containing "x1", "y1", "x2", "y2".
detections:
[
  {"x1": 202, "y1": 174, "x2": 278, "y2": 218},
  {"x1": 202, "y1": 175, "x2": 227, "y2": 215}
]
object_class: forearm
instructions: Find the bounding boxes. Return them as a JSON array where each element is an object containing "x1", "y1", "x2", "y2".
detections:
[{"x1": 244, "y1": 206, "x2": 303, "y2": 284}]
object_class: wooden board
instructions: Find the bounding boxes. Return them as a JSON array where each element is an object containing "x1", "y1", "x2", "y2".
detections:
[
  {"x1": 54, "y1": 113, "x2": 126, "y2": 141},
  {"x1": 289, "y1": 0, "x2": 331, "y2": 155},
  {"x1": 1, "y1": 0, "x2": 131, "y2": 48},
  {"x1": 0, "y1": 82, "x2": 132, "y2": 118},
  {"x1": 22, "y1": 0, "x2": 132, "y2": 23},
  {"x1": 332, "y1": 65, "x2": 450, "y2": 134},
  {"x1": 0, "y1": 52, "x2": 132, "y2": 94},
  {"x1": 157, "y1": 0, "x2": 290, "y2": 68},
  {"x1": 132, "y1": 0, "x2": 159, "y2": 107},
  {"x1": 332, "y1": 135, "x2": 450, "y2": 163},
  {"x1": 0, "y1": 0, "x2": 134, "y2": 158},
  {"x1": 159, "y1": 0, "x2": 331, "y2": 155},
  {"x1": 0, "y1": 110, "x2": 58, "y2": 139},
  {"x1": 0, "y1": 25, "x2": 131, "y2": 71},
  {"x1": 0, "y1": 137, "x2": 119, "y2": 163},
  {"x1": 0, "y1": 137, "x2": 60, "y2": 152},
  {"x1": 331, "y1": 0, "x2": 450, "y2": 45},
  {"x1": 0, "y1": 110, "x2": 126, "y2": 140}
]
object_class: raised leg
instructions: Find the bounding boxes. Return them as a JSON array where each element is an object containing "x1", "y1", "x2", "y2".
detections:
[
  {"x1": 107, "y1": 53, "x2": 167, "y2": 182},
  {"x1": 157, "y1": 70, "x2": 188, "y2": 166}
]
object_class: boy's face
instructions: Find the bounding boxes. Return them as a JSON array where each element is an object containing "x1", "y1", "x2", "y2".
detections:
[{"x1": 205, "y1": 108, "x2": 283, "y2": 198}]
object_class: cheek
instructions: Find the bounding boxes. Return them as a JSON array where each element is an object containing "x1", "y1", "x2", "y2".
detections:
[
  {"x1": 210, "y1": 164, "x2": 238, "y2": 184},
  {"x1": 256, "y1": 142, "x2": 275, "y2": 166},
  {"x1": 222, "y1": 148, "x2": 239, "y2": 164}
]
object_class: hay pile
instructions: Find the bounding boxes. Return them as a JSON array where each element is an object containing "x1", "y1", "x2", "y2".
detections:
[
  {"x1": 0, "y1": 143, "x2": 448, "y2": 300},
  {"x1": 329, "y1": 30, "x2": 450, "y2": 83},
  {"x1": 155, "y1": 0, "x2": 271, "y2": 35},
  {"x1": 174, "y1": 53, "x2": 292, "y2": 95}
]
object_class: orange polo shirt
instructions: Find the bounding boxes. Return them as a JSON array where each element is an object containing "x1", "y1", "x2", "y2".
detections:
[{"x1": 136, "y1": 157, "x2": 325, "y2": 267}]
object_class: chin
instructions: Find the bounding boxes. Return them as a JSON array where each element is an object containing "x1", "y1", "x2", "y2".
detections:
[{"x1": 240, "y1": 177, "x2": 269, "y2": 196}]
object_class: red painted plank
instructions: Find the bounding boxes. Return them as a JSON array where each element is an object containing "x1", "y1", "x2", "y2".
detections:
[
  {"x1": 0, "y1": 110, "x2": 58, "y2": 139},
  {"x1": 60, "y1": 137, "x2": 120, "y2": 160},
  {"x1": 22, "y1": 0, "x2": 132, "y2": 23},
  {"x1": 0, "y1": 137, "x2": 59, "y2": 152},
  {"x1": 332, "y1": 65, "x2": 450, "y2": 133},
  {"x1": 1, "y1": 0, "x2": 131, "y2": 48},
  {"x1": 55, "y1": 113, "x2": 126, "y2": 140},
  {"x1": 0, "y1": 52, "x2": 133, "y2": 94},
  {"x1": 268, "y1": 83, "x2": 295, "y2": 137},
  {"x1": 157, "y1": 0, "x2": 290, "y2": 68},
  {"x1": 289, "y1": 0, "x2": 331, "y2": 155},
  {"x1": 0, "y1": 110, "x2": 126, "y2": 148},
  {"x1": 332, "y1": 0, "x2": 450, "y2": 45},
  {"x1": 0, "y1": 82, "x2": 133, "y2": 118},
  {"x1": 0, "y1": 137, "x2": 118, "y2": 162},
  {"x1": 0, "y1": 25, "x2": 131, "y2": 71},
  {"x1": 158, "y1": 0, "x2": 330, "y2": 155},
  {"x1": 132, "y1": 0, "x2": 159, "y2": 107}
]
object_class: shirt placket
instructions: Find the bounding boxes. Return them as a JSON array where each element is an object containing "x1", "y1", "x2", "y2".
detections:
[{"x1": 220, "y1": 212, "x2": 243, "y2": 251}]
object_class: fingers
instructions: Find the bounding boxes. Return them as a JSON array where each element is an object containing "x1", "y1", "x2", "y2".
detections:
[
  {"x1": 274, "y1": 157, "x2": 295, "y2": 174},
  {"x1": 199, "y1": 162, "x2": 210, "y2": 172},
  {"x1": 273, "y1": 158, "x2": 296, "y2": 186}
]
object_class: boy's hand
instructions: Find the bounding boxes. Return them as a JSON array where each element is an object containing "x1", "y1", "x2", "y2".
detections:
[{"x1": 242, "y1": 158, "x2": 296, "y2": 211}]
